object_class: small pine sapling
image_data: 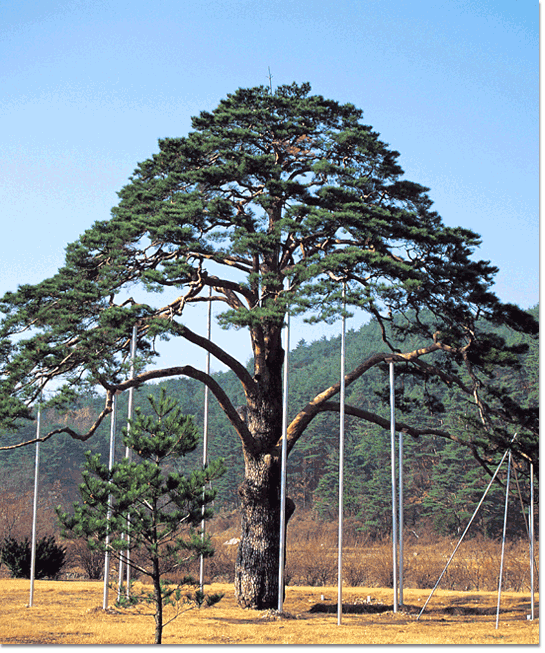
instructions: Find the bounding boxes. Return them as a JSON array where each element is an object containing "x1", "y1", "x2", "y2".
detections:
[{"x1": 57, "y1": 389, "x2": 225, "y2": 644}]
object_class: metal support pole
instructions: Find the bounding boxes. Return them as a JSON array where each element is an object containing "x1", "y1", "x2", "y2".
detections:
[
  {"x1": 29, "y1": 400, "x2": 41, "y2": 607},
  {"x1": 398, "y1": 428, "x2": 404, "y2": 607},
  {"x1": 103, "y1": 394, "x2": 117, "y2": 610},
  {"x1": 389, "y1": 362, "x2": 398, "y2": 614},
  {"x1": 200, "y1": 291, "x2": 212, "y2": 593},
  {"x1": 496, "y1": 451, "x2": 512, "y2": 629},
  {"x1": 116, "y1": 535, "x2": 125, "y2": 603},
  {"x1": 337, "y1": 285, "x2": 346, "y2": 626},
  {"x1": 118, "y1": 326, "x2": 137, "y2": 602},
  {"x1": 278, "y1": 307, "x2": 290, "y2": 612},
  {"x1": 529, "y1": 462, "x2": 535, "y2": 621},
  {"x1": 125, "y1": 326, "x2": 137, "y2": 597}
]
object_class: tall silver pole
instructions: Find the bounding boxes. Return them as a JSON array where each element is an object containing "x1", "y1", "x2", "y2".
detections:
[
  {"x1": 496, "y1": 451, "x2": 512, "y2": 629},
  {"x1": 398, "y1": 428, "x2": 404, "y2": 607},
  {"x1": 117, "y1": 538, "x2": 125, "y2": 602},
  {"x1": 29, "y1": 399, "x2": 42, "y2": 607},
  {"x1": 118, "y1": 326, "x2": 138, "y2": 602},
  {"x1": 529, "y1": 462, "x2": 535, "y2": 620},
  {"x1": 337, "y1": 284, "x2": 346, "y2": 626},
  {"x1": 278, "y1": 305, "x2": 290, "y2": 612},
  {"x1": 389, "y1": 362, "x2": 398, "y2": 613},
  {"x1": 200, "y1": 290, "x2": 212, "y2": 592},
  {"x1": 103, "y1": 394, "x2": 117, "y2": 610}
]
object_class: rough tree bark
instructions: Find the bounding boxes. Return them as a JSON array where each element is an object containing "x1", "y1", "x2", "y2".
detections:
[
  {"x1": 232, "y1": 318, "x2": 297, "y2": 609},
  {"x1": 235, "y1": 450, "x2": 295, "y2": 609}
]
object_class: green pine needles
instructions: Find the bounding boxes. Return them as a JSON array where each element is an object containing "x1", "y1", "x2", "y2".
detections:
[{"x1": 57, "y1": 389, "x2": 225, "y2": 644}]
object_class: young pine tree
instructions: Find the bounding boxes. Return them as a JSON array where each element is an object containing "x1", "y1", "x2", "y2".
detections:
[{"x1": 57, "y1": 390, "x2": 225, "y2": 645}]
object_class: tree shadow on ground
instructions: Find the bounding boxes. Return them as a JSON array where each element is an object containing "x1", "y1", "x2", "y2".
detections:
[{"x1": 308, "y1": 602, "x2": 524, "y2": 616}]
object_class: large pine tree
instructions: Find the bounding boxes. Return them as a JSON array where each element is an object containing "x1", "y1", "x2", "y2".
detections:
[{"x1": 0, "y1": 83, "x2": 537, "y2": 609}]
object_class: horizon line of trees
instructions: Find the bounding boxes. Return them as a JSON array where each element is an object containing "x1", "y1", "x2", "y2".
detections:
[{"x1": 0, "y1": 305, "x2": 538, "y2": 543}]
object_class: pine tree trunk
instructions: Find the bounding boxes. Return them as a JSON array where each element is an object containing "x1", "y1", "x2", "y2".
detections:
[
  {"x1": 234, "y1": 322, "x2": 295, "y2": 609},
  {"x1": 234, "y1": 449, "x2": 295, "y2": 609},
  {"x1": 152, "y1": 557, "x2": 163, "y2": 644}
]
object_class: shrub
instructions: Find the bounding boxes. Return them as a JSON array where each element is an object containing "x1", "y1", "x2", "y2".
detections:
[
  {"x1": 204, "y1": 539, "x2": 237, "y2": 583},
  {"x1": 70, "y1": 539, "x2": 104, "y2": 580},
  {"x1": 286, "y1": 543, "x2": 337, "y2": 586},
  {"x1": 1, "y1": 535, "x2": 66, "y2": 579}
]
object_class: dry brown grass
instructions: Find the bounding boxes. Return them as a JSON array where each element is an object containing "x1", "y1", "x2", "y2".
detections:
[
  {"x1": 0, "y1": 578, "x2": 538, "y2": 645},
  {"x1": 2, "y1": 509, "x2": 537, "y2": 644},
  {"x1": 282, "y1": 515, "x2": 538, "y2": 593}
]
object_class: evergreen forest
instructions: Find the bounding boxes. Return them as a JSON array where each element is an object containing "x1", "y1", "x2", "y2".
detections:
[{"x1": 0, "y1": 306, "x2": 538, "y2": 543}]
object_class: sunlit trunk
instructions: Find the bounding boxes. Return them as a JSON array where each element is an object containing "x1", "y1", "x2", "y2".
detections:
[
  {"x1": 234, "y1": 450, "x2": 295, "y2": 609},
  {"x1": 234, "y1": 328, "x2": 295, "y2": 610}
]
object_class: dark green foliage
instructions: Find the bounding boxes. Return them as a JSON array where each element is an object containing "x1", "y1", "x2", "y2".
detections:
[
  {"x1": 421, "y1": 442, "x2": 495, "y2": 537},
  {"x1": 1, "y1": 306, "x2": 537, "y2": 542},
  {"x1": 1, "y1": 535, "x2": 66, "y2": 579},
  {"x1": 57, "y1": 389, "x2": 225, "y2": 644},
  {"x1": 289, "y1": 309, "x2": 538, "y2": 538}
]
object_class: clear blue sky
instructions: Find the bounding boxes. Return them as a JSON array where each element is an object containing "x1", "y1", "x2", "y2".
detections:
[{"x1": 0, "y1": 0, "x2": 539, "y2": 370}]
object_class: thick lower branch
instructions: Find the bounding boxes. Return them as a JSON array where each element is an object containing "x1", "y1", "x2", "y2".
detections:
[
  {"x1": 116, "y1": 365, "x2": 256, "y2": 454},
  {"x1": 287, "y1": 347, "x2": 443, "y2": 447},
  {"x1": 165, "y1": 320, "x2": 256, "y2": 396},
  {"x1": 316, "y1": 401, "x2": 460, "y2": 443},
  {"x1": 1, "y1": 365, "x2": 257, "y2": 456}
]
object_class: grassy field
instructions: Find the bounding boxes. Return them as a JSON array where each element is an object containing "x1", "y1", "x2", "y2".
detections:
[{"x1": 0, "y1": 578, "x2": 538, "y2": 645}]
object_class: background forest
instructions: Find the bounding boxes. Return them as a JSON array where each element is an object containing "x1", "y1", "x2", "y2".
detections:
[{"x1": 0, "y1": 305, "x2": 538, "y2": 548}]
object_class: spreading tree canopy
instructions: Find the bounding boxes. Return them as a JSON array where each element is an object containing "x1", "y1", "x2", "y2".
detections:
[{"x1": 0, "y1": 83, "x2": 538, "y2": 609}]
